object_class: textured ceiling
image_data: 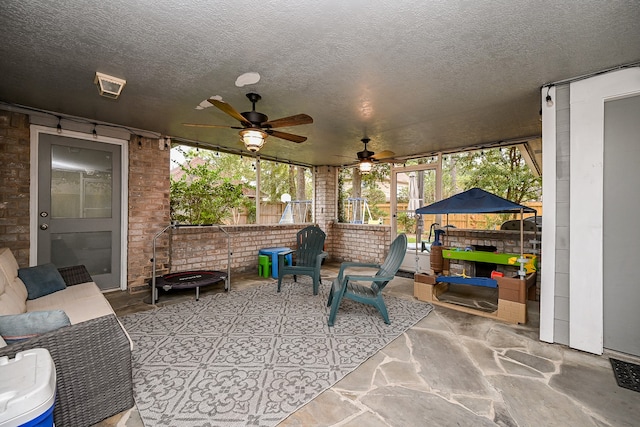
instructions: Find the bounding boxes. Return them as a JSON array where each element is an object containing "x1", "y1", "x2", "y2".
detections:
[{"x1": 1, "y1": 1, "x2": 639, "y2": 167}]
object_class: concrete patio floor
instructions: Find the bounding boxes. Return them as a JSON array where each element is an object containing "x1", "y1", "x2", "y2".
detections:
[{"x1": 98, "y1": 263, "x2": 640, "y2": 427}]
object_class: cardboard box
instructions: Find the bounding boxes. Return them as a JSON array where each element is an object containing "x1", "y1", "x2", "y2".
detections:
[
  {"x1": 414, "y1": 281, "x2": 433, "y2": 301},
  {"x1": 497, "y1": 299, "x2": 527, "y2": 324},
  {"x1": 414, "y1": 280, "x2": 448, "y2": 302},
  {"x1": 414, "y1": 273, "x2": 436, "y2": 284}
]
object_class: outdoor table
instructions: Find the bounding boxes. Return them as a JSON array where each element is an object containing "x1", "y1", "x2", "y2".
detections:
[{"x1": 258, "y1": 247, "x2": 292, "y2": 279}]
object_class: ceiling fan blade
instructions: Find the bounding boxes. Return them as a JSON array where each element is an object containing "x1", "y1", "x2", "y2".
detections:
[
  {"x1": 379, "y1": 157, "x2": 406, "y2": 164},
  {"x1": 372, "y1": 150, "x2": 396, "y2": 160},
  {"x1": 263, "y1": 114, "x2": 313, "y2": 128},
  {"x1": 208, "y1": 98, "x2": 252, "y2": 126},
  {"x1": 183, "y1": 123, "x2": 242, "y2": 129},
  {"x1": 266, "y1": 130, "x2": 307, "y2": 143}
]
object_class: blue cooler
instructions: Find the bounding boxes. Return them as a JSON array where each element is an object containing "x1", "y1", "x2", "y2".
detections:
[{"x1": 0, "y1": 348, "x2": 56, "y2": 427}]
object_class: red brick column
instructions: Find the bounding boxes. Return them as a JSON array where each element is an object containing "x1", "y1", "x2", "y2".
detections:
[
  {"x1": 314, "y1": 166, "x2": 337, "y2": 258},
  {"x1": 0, "y1": 110, "x2": 30, "y2": 267},
  {"x1": 127, "y1": 136, "x2": 171, "y2": 291}
]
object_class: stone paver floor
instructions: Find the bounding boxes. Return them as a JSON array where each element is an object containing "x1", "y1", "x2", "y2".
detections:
[{"x1": 99, "y1": 264, "x2": 640, "y2": 427}]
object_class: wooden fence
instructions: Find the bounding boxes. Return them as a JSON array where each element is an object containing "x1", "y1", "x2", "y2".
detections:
[
  {"x1": 371, "y1": 202, "x2": 542, "y2": 230},
  {"x1": 229, "y1": 200, "x2": 542, "y2": 230},
  {"x1": 229, "y1": 202, "x2": 310, "y2": 225}
]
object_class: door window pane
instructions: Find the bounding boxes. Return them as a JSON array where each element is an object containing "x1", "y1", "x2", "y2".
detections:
[
  {"x1": 51, "y1": 145, "x2": 113, "y2": 218},
  {"x1": 51, "y1": 231, "x2": 112, "y2": 275}
]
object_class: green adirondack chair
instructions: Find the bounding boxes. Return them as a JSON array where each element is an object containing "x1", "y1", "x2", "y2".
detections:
[
  {"x1": 327, "y1": 233, "x2": 408, "y2": 326},
  {"x1": 277, "y1": 225, "x2": 328, "y2": 295}
]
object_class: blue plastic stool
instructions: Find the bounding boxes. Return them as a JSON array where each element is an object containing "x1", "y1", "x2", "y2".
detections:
[{"x1": 258, "y1": 247, "x2": 293, "y2": 279}]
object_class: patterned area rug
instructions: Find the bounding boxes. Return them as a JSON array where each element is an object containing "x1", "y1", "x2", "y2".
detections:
[{"x1": 121, "y1": 278, "x2": 433, "y2": 426}]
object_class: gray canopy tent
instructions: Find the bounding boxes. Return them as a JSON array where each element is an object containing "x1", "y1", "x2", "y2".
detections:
[{"x1": 415, "y1": 188, "x2": 537, "y2": 272}]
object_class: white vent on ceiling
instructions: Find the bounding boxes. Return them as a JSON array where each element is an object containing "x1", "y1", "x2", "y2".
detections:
[{"x1": 94, "y1": 72, "x2": 126, "y2": 99}]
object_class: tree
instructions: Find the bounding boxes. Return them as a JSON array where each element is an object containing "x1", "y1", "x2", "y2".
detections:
[
  {"x1": 170, "y1": 161, "x2": 246, "y2": 224},
  {"x1": 260, "y1": 160, "x2": 292, "y2": 202},
  {"x1": 295, "y1": 167, "x2": 306, "y2": 200},
  {"x1": 452, "y1": 147, "x2": 542, "y2": 227},
  {"x1": 396, "y1": 212, "x2": 416, "y2": 233},
  {"x1": 342, "y1": 164, "x2": 391, "y2": 222},
  {"x1": 172, "y1": 147, "x2": 315, "y2": 224},
  {"x1": 454, "y1": 147, "x2": 541, "y2": 204},
  {"x1": 259, "y1": 162, "x2": 312, "y2": 201},
  {"x1": 338, "y1": 168, "x2": 348, "y2": 222},
  {"x1": 362, "y1": 186, "x2": 387, "y2": 222},
  {"x1": 172, "y1": 149, "x2": 257, "y2": 224}
]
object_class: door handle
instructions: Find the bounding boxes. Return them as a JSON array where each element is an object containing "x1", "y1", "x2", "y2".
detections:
[{"x1": 40, "y1": 224, "x2": 48, "y2": 230}]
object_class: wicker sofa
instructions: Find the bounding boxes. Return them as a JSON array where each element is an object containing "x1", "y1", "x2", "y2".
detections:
[{"x1": 0, "y1": 247, "x2": 134, "y2": 426}]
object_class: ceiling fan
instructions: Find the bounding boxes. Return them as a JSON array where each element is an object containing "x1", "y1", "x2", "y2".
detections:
[
  {"x1": 184, "y1": 92, "x2": 313, "y2": 152},
  {"x1": 356, "y1": 137, "x2": 397, "y2": 174}
]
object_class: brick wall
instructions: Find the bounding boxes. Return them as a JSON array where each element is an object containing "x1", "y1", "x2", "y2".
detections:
[
  {"x1": 442, "y1": 228, "x2": 540, "y2": 254},
  {"x1": 127, "y1": 136, "x2": 171, "y2": 290},
  {"x1": 330, "y1": 223, "x2": 392, "y2": 264},
  {"x1": 169, "y1": 224, "x2": 305, "y2": 274},
  {"x1": 0, "y1": 111, "x2": 30, "y2": 267},
  {"x1": 166, "y1": 222, "x2": 391, "y2": 281}
]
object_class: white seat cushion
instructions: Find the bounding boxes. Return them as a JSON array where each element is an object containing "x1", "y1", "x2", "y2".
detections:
[
  {"x1": 0, "y1": 248, "x2": 28, "y2": 308},
  {"x1": 26, "y1": 282, "x2": 115, "y2": 324},
  {"x1": 0, "y1": 284, "x2": 27, "y2": 316}
]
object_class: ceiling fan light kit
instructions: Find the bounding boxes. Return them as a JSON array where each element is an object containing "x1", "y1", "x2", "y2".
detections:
[
  {"x1": 184, "y1": 92, "x2": 312, "y2": 153},
  {"x1": 359, "y1": 158, "x2": 373, "y2": 174},
  {"x1": 240, "y1": 128, "x2": 267, "y2": 152},
  {"x1": 356, "y1": 137, "x2": 398, "y2": 172}
]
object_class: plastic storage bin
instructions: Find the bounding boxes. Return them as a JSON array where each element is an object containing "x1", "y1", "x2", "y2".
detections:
[{"x1": 0, "y1": 348, "x2": 56, "y2": 427}]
